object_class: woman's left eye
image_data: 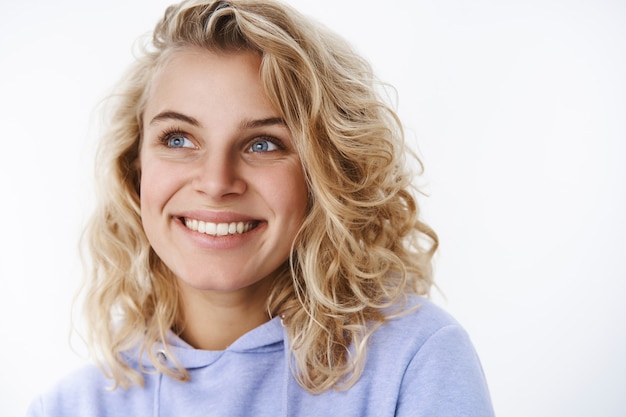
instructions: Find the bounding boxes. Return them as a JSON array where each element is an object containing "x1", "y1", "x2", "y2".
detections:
[{"x1": 248, "y1": 138, "x2": 280, "y2": 153}]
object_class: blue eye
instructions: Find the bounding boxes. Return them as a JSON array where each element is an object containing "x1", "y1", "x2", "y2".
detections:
[
  {"x1": 165, "y1": 135, "x2": 195, "y2": 148},
  {"x1": 249, "y1": 138, "x2": 279, "y2": 152}
]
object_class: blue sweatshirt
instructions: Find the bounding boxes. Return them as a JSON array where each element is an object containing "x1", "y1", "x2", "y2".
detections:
[{"x1": 27, "y1": 297, "x2": 494, "y2": 416}]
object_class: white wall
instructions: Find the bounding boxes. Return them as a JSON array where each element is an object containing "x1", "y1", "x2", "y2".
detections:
[{"x1": 1, "y1": 1, "x2": 624, "y2": 416}]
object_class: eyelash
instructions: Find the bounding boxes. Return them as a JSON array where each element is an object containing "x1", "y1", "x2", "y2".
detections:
[
  {"x1": 156, "y1": 127, "x2": 286, "y2": 152},
  {"x1": 248, "y1": 136, "x2": 285, "y2": 152},
  {"x1": 158, "y1": 126, "x2": 191, "y2": 146}
]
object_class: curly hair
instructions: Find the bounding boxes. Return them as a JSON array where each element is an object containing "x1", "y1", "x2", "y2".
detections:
[{"x1": 82, "y1": 0, "x2": 438, "y2": 394}]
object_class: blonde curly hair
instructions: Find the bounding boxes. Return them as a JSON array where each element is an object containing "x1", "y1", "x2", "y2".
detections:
[{"x1": 82, "y1": 0, "x2": 438, "y2": 394}]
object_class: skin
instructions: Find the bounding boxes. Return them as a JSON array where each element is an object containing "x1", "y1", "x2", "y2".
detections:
[{"x1": 139, "y1": 47, "x2": 308, "y2": 350}]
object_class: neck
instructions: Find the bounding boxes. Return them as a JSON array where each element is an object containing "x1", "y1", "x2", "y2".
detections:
[{"x1": 175, "y1": 279, "x2": 273, "y2": 351}]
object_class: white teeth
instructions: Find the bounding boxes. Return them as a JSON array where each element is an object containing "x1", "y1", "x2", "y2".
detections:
[
  {"x1": 184, "y1": 219, "x2": 255, "y2": 236},
  {"x1": 217, "y1": 223, "x2": 228, "y2": 236}
]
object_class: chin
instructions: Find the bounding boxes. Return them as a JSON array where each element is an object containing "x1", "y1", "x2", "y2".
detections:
[{"x1": 175, "y1": 272, "x2": 270, "y2": 293}]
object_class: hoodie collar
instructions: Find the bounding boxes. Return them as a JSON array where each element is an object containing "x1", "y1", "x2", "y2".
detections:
[{"x1": 133, "y1": 316, "x2": 285, "y2": 370}]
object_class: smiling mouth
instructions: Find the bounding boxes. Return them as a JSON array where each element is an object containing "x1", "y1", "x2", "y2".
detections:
[{"x1": 182, "y1": 218, "x2": 259, "y2": 236}]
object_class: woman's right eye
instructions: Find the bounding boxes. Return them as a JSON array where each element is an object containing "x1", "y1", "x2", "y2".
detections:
[{"x1": 163, "y1": 134, "x2": 195, "y2": 149}]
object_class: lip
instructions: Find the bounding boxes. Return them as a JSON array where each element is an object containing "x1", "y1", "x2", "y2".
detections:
[
  {"x1": 172, "y1": 210, "x2": 265, "y2": 249},
  {"x1": 174, "y1": 210, "x2": 260, "y2": 224}
]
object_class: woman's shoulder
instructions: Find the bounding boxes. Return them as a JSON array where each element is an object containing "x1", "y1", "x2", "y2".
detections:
[
  {"x1": 27, "y1": 364, "x2": 98, "y2": 417},
  {"x1": 367, "y1": 295, "x2": 495, "y2": 416},
  {"x1": 365, "y1": 295, "x2": 484, "y2": 385},
  {"x1": 376, "y1": 295, "x2": 464, "y2": 345},
  {"x1": 27, "y1": 363, "x2": 149, "y2": 417}
]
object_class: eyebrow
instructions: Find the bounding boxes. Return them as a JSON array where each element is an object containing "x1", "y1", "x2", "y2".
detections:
[
  {"x1": 239, "y1": 117, "x2": 286, "y2": 130},
  {"x1": 148, "y1": 111, "x2": 286, "y2": 130},
  {"x1": 149, "y1": 111, "x2": 200, "y2": 126}
]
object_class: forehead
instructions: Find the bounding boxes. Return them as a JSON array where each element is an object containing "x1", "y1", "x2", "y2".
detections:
[
  {"x1": 156, "y1": 46, "x2": 262, "y2": 75},
  {"x1": 149, "y1": 47, "x2": 263, "y2": 95},
  {"x1": 142, "y1": 47, "x2": 273, "y2": 123}
]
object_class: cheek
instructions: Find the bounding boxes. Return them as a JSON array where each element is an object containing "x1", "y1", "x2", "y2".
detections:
[
  {"x1": 253, "y1": 166, "x2": 307, "y2": 221},
  {"x1": 279, "y1": 169, "x2": 309, "y2": 219},
  {"x1": 139, "y1": 159, "x2": 181, "y2": 214},
  {"x1": 139, "y1": 161, "x2": 159, "y2": 210}
]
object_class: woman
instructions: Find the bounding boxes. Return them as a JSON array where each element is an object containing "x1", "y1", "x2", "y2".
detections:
[{"x1": 29, "y1": 0, "x2": 494, "y2": 415}]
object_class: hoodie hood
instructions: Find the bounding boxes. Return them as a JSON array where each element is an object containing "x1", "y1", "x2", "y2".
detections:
[{"x1": 134, "y1": 315, "x2": 286, "y2": 370}]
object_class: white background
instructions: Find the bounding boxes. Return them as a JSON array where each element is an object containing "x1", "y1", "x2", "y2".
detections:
[{"x1": 1, "y1": 0, "x2": 625, "y2": 416}]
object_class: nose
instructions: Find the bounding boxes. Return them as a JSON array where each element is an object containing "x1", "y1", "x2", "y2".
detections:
[{"x1": 192, "y1": 151, "x2": 247, "y2": 199}]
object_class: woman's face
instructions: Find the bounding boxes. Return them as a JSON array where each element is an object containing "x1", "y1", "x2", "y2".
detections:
[{"x1": 139, "y1": 48, "x2": 308, "y2": 295}]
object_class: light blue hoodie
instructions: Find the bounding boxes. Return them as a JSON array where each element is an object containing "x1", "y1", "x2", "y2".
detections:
[{"x1": 28, "y1": 297, "x2": 494, "y2": 416}]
